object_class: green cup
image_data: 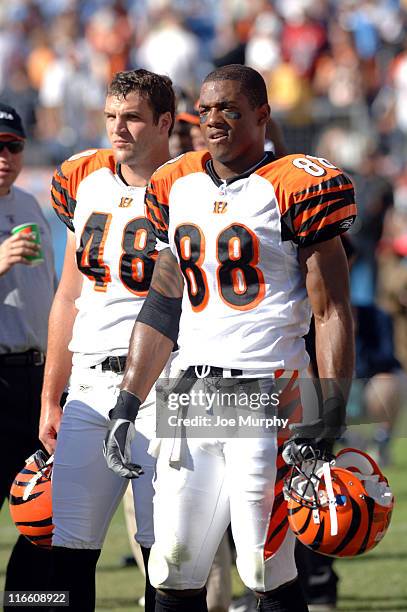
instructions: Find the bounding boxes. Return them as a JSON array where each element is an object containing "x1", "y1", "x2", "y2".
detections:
[{"x1": 11, "y1": 222, "x2": 44, "y2": 266}]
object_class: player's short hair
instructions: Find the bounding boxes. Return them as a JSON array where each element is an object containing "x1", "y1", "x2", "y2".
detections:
[
  {"x1": 108, "y1": 69, "x2": 176, "y2": 134},
  {"x1": 202, "y1": 64, "x2": 268, "y2": 109}
]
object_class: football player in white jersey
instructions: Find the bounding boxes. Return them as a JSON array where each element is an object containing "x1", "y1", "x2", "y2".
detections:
[
  {"x1": 104, "y1": 65, "x2": 356, "y2": 612},
  {"x1": 39, "y1": 69, "x2": 175, "y2": 611}
]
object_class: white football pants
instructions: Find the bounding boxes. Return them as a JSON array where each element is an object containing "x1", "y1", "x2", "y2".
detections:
[
  {"x1": 149, "y1": 371, "x2": 308, "y2": 592},
  {"x1": 52, "y1": 365, "x2": 155, "y2": 549}
]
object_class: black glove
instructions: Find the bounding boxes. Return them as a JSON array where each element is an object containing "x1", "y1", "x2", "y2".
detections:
[
  {"x1": 282, "y1": 397, "x2": 345, "y2": 466},
  {"x1": 282, "y1": 433, "x2": 334, "y2": 466},
  {"x1": 103, "y1": 390, "x2": 144, "y2": 479}
]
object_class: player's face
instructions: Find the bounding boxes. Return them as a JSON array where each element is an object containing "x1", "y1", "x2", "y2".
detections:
[
  {"x1": 104, "y1": 92, "x2": 160, "y2": 165},
  {"x1": 198, "y1": 79, "x2": 269, "y2": 175},
  {"x1": 0, "y1": 136, "x2": 24, "y2": 196}
]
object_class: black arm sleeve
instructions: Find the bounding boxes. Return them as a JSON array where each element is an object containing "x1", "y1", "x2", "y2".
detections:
[{"x1": 137, "y1": 287, "x2": 182, "y2": 345}]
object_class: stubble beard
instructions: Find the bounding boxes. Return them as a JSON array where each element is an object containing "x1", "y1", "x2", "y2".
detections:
[{"x1": 113, "y1": 146, "x2": 141, "y2": 167}]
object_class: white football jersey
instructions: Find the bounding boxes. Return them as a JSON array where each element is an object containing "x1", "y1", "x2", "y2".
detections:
[
  {"x1": 52, "y1": 149, "x2": 158, "y2": 367},
  {"x1": 146, "y1": 151, "x2": 356, "y2": 372}
]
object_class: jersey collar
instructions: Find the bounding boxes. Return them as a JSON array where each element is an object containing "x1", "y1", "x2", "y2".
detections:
[
  {"x1": 116, "y1": 163, "x2": 129, "y2": 186},
  {"x1": 204, "y1": 151, "x2": 274, "y2": 187}
]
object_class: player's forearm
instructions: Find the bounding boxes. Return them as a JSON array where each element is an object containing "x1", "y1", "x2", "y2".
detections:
[
  {"x1": 121, "y1": 322, "x2": 174, "y2": 402},
  {"x1": 301, "y1": 236, "x2": 354, "y2": 402},
  {"x1": 314, "y1": 302, "x2": 354, "y2": 401},
  {"x1": 41, "y1": 293, "x2": 77, "y2": 406}
]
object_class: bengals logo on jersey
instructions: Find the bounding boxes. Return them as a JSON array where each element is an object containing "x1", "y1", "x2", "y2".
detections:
[
  {"x1": 213, "y1": 201, "x2": 228, "y2": 214},
  {"x1": 119, "y1": 197, "x2": 133, "y2": 208}
]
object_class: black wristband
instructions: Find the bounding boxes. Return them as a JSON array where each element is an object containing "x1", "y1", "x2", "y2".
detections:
[
  {"x1": 137, "y1": 287, "x2": 182, "y2": 344},
  {"x1": 108, "y1": 390, "x2": 141, "y2": 422},
  {"x1": 321, "y1": 396, "x2": 346, "y2": 440},
  {"x1": 290, "y1": 396, "x2": 346, "y2": 443}
]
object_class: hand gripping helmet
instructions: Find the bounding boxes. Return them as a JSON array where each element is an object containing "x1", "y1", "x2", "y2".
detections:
[
  {"x1": 283, "y1": 447, "x2": 394, "y2": 557},
  {"x1": 9, "y1": 450, "x2": 53, "y2": 548}
]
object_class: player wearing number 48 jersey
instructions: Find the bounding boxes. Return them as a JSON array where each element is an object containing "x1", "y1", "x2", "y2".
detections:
[
  {"x1": 104, "y1": 64, "x2": 357, "y2": 612},
  {"x1": 39, "y1": 69, "x2": 175, "y2": 612},
  {"x1": 51, "y1": 148, "x2": 157, "y2": 364}
]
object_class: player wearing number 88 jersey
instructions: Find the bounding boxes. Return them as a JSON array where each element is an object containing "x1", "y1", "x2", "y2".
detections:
[
  {"x1": 146, "y1": 150, "x2": 356, "y2": 373},
  {"x1": 105, "y1": 65, "x2": 357, "y2": 612}
]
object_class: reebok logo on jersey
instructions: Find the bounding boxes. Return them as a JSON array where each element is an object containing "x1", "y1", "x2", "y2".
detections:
[
  {"x1": 339, "y1": 218, "x2": 353, "y2": 229},
  {"x1": 119, "y1": 197, "x2": 133, "y2": 208},
  {"x1": 213, "y1": 201, "x2": 228, "y2": 214}
]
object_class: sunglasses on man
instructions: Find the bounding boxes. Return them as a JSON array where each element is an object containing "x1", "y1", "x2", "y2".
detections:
[{"x1": 0, "y1": 141, "x2": 25, "y2": 154}]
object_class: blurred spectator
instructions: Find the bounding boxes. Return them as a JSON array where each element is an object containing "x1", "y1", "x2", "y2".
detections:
[
  {"x1": 313, "y1": 25, "x2": 364, "y2": 110},
  {"x1": 348, "y1": 151, "x2": 394, "y2": 306},
  {"x1": 316, "y1": 128, "x2": 394, "y2": 306},
  {"x1": 136, "y1": 7, "x2": 200, "y2": 95},
  {"x1": 85, "y1": 2, "x2": 134, "y2": 79},
  {"x1": 26, "y1": 29, "x2": 55, "y2": 92},
  {"x1": 354, "y1": 303, "x2": 407, "y2": 466},
  {"x1": 169, "y1": 105, "x2": 201, "y2": 158},
  {"x1": 267, "y1": 60, "x2": 312, "y2": 122},
  {"x1": 172, "y1": 87, "x2": 212, "y2": 156},
  {"x1": 245, "y1": 9, "x2": 281, "y2": 77},
  {"x1": 212, "y1": 18, "x2": 247, "y2": 68},
  {"x1": 190, "y1": 121, "x2": 206, "y2": 152},
  {"x1": 378, "y1": 178, "x2": 407, "y2": 370},
  {"x1": 37, "y1": 43, "x2": 105, "y2": 161},
  {"x1": 343, "y1": 0, "x2": 380, "y2": 61},
  {"x1": 280, "y1": 4, "x2": 326, "y2": 79},
  {"x1": 388, "y1": 40, "x2": 407, "y2": 161},
  {"x1": 0, "y1": 64, "x2": 38, "y2": 138},
  {"x1": 0, "y1": 23, "x2": 22, "y2": 93},
  {"x1": 266, "y1": 117, "x2": 288, "y2": 157}
]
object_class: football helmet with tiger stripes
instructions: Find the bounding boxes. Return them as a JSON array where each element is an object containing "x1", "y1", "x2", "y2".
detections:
[
  {"x1": 9, "y1": 450, "x2": 53, "y2": 548},
  {"x1": 283, "y1": 448, "x2": 394, "y2": 557}
]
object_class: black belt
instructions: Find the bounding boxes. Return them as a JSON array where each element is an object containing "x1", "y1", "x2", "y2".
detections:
[
  {"x1": 90, "y1": 356, "x2": 127, "y2": 373},
  {"x1": 0, "y1": 349, "x2": 45, "y2": 367},
  {"x1": 189, "y1": 365, "x2": 243, "y2": 378}
]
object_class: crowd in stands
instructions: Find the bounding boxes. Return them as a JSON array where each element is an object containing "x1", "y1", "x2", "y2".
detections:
[
  {"x1": 0, "y1": 1, "x2": 405, "y2": 160},
  {"x1": 1, "y1": 0, "x2": 407, "y2": 368},
  {"x1": 0, "y1": 4, "x2": 402, "y2": 143}
]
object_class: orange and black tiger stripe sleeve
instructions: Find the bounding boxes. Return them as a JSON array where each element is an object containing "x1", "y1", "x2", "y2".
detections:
[
  {"x1": 144, "y1": 151, "x2": 209, "y2": 243},
  {"x1": 51, "y1": 164, "x2": 76, "y2": 232},
  {"x1": 281, "y1": 172, "x2": 356, "y2": 246},
  {"x1": 145, "y1": 180, "x2": 169, "y2": 244}
]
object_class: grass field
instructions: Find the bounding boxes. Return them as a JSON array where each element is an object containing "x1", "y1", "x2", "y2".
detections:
[{"x1": 1, "y1": 434, "x2": 406, "y2": 612}]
